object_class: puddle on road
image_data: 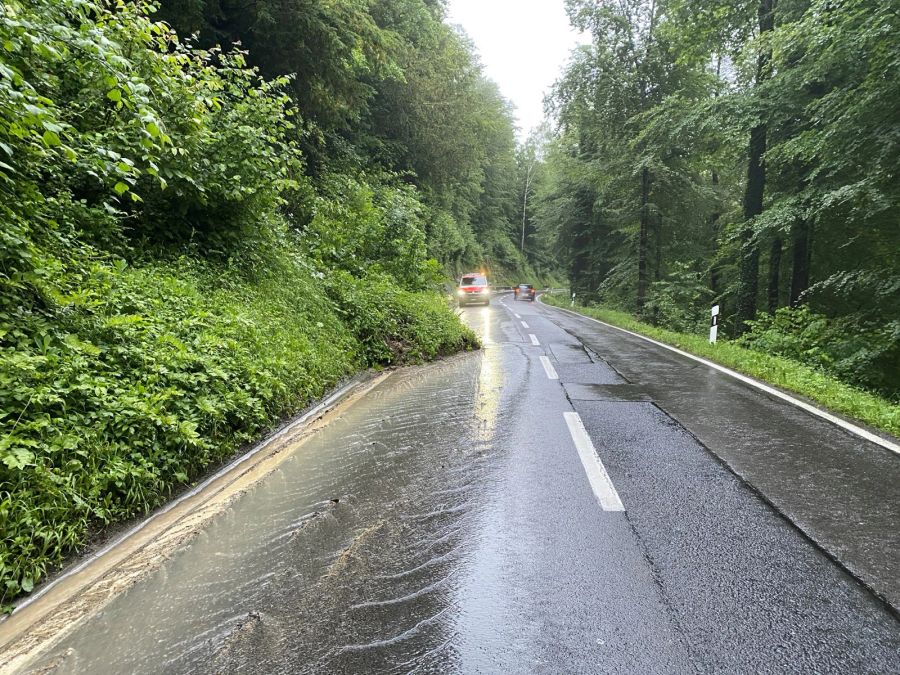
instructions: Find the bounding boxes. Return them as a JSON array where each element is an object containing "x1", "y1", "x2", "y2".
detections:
[{"x1": 29, "y1": 345, "x2": 509, "y2": 674}]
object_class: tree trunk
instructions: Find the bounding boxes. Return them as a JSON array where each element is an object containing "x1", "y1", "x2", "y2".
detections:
[
  {"x1": 655, "y1": 211, "x2": 663, "y2": 282},
  {"x1": 570, "y1": 187, "x2": 596, "y2": 301},
  {"x1": 789, "y1": 218, "x2": 811, "y2": 306},
  {"x1": 570, "y1": 224, "x2": 592, "y2": 299},
  {"x1": 651, "y1": 211, "x2": 663, "y2": 324},
  {"x1": 709, "y1": 57, "x2": 723, "y2": 302},
  {"x1": 736, "y1": 122, "x2": 766, "y2": 333},
  {"x1": 521, "y1": 162, "x2": 534, "y2": 254},
  {"x1": 735, "y1": 0, "x2": 776, "y2": 335},
  {"x1": 709, "y1": 172, "x2": 722, "y2": 299},
  {"x1": 637, "y1": 167, "x2": 651, "y2": 315},
  {"x1": 767, "y1": 236, "x2": 782, "y2": 313}
]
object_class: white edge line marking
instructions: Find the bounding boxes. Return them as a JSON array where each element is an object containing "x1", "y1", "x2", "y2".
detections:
[
  {"x1": 529, "y1": 334, "x2": 540, "y2": 346},
  {"x1": 514, "y1": 313, "x2": 521, "y2": 319},
  {"x1": 564, "y1": 412, "x2": 625, "y2": 512},
  {"x1": 521, "y1": 321, "x2": 529, "y2": 328},
  {"x1": 541, "y1": 299, "x2": 900, "y2": 456},
  {"x1": 539, "y1": 355, "x2": 558, "y2": 380},
  {"x1": 9, "y1": 378, "x2": 366, "y2": 616}
]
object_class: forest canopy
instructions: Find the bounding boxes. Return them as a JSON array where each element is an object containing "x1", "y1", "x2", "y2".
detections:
[
  {"x1": 529, "y1": 0, "x2": 900, "y2": 398},
  {"x1": 152, "y1": 0, "x2": 552, "y2": 278}
]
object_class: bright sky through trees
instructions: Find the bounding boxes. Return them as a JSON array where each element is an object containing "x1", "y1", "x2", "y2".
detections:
[{"x1": 446, "y1": 0, "x2": 584, "y2": 136}]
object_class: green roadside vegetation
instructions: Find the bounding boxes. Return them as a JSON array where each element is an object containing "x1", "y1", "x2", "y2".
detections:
[
  {"x1": 1, "y1": 251, "x2": 477, "y2": 597},
  {"x1": 541, "y1": 294, "x2": 899, "y2": 439},
  {"x1": 528, "y1": 0, "x2": 899, "y2": 416},
  {"x1": 0, "y1": 0, "x2": 527, "y2": 604}
]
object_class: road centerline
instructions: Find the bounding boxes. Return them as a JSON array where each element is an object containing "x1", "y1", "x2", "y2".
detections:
[
  {"x1": 563, "y1": 412, "x2": 625, "y2": 512},
  {"x1": 521, "y1": 321, "x2": 529, "y2": 328},
  {"x1": 539, "y1": 355, "x2": 558, "y2": 380},
  {"x1": 529, "y1": 334, "x2": 540, "y2": 346}
]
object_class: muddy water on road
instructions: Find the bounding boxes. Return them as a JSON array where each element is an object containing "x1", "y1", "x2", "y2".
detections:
[{"x1": 32, "y1": 332, "x2": 510, "y2": 673}]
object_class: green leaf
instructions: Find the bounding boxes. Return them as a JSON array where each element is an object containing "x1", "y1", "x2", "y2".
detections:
[
  {"x1": 2, "y1": 448, "x2": 35, "y2": 470},
  {"x1": 107, "y1": 89, "x2": 122, "y2": 102},
  {"x1": 113, "y1": 181, "x2": 129, "y2": 195},
  {"x1": 41, "y1": 130, "x2": 60, "y2": 147},
  {"x1": 62, "y1": 334, "x2": 103, "y2": 356}
]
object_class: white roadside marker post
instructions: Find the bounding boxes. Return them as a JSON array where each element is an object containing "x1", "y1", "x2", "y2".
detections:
[
  {"x1": 571, "y1": 292, "x2": 576, "y2": 307},
  {"x1": 709, "y1": 304, "x2": 720, "y2": 343}
]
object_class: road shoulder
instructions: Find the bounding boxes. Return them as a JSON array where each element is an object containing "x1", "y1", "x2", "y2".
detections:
[{"x1": 0, "y1": 373, "x2": 391, "y2": 674}]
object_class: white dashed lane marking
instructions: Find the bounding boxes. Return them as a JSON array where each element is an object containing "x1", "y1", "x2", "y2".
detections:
[
  {"x1": 564, "y1": 412, "x2": 625, "y2": 512},
  {"x1": 540, "y1": 356, "x2": 558, "y2": 380}
]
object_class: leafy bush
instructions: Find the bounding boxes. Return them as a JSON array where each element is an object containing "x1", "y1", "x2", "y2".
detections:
[
  {"x1": 740, "y1": 306, "x2": 899, "y2": 399},
  {"x1": 300, "y1": 174, "x2": 436, "y2": 288},
  {"x1": 739, "y1": 306, "x2": 834, "y2": 369},
  {"x1": 326, "y1": 270, "x2": 478, "y2": 364},
  {"x1": 0, "y1": 0, "x2": 479, "y2": 605},
  {"x1": 645, "y1": 262, "x2": 713, "y2": 334}
]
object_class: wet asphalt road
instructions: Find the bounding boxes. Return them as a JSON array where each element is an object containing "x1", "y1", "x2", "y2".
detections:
[{"x1": 27, "y1": 296, "x2": 900, "y2": 673}]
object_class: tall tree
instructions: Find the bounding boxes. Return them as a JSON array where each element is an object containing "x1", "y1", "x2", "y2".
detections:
[
  {"x1": 735, "y1": 0, "x2": 776, "y2": 334},
  {"x1": 538, "y1": 0, "x2": 900, "y2": 394}
]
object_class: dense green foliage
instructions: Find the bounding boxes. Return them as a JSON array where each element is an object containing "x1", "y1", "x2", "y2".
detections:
[
  {"x1": 542, "y1": 295, "x2": 899, "y2": 438},
  {"x1": 0, "y1": 0, "x2": 497, "y2": 603},
  {"x1": 154, "y1": 0, "x2": 553, "y2": 280},
  {"x1": 532, "y1": 0, "x2": 899, "y2": 399}
]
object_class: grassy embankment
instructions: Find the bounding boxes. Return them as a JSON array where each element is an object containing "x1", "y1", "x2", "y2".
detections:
[
  {"x1": 1, "y1": 243, "x2": 477, "y2": 607},
  {"x1": 541, "y1": 294, "x2": 900, "y2": 438},
  {"x1": 0, "y1": 0, "x2": 479, "y2": 605}
]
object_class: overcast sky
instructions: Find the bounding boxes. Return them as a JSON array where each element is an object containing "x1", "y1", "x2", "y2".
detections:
[{"x1": 445, "y1": 0, "x2": 586, "y2": 139}]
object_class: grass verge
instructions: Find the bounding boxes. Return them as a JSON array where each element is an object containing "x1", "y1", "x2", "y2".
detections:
[{"x1": 541, "y1": 294, "x2": 900, "y2": 439}]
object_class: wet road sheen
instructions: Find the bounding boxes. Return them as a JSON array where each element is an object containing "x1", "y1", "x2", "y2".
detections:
[{"x1": 28, "y1": 298, "x2": 900, "y2": 673}]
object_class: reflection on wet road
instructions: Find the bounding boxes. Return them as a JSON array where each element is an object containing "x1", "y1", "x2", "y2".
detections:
[{"x1": 19, "y1": 297, "x2": 900, "y2": 673}]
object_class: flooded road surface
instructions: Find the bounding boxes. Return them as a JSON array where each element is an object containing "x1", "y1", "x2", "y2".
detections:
[{"x1": 15, "y1": 299, "x2": 900, "y2": 673}]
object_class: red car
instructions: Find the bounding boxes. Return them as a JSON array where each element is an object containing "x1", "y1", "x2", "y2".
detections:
[
  {"x1": 514, "y1": 284, "x2": 536, "y2": 301},
  {"x1": 456, "y1": 273, "x2": 491, "y2": 306}
]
